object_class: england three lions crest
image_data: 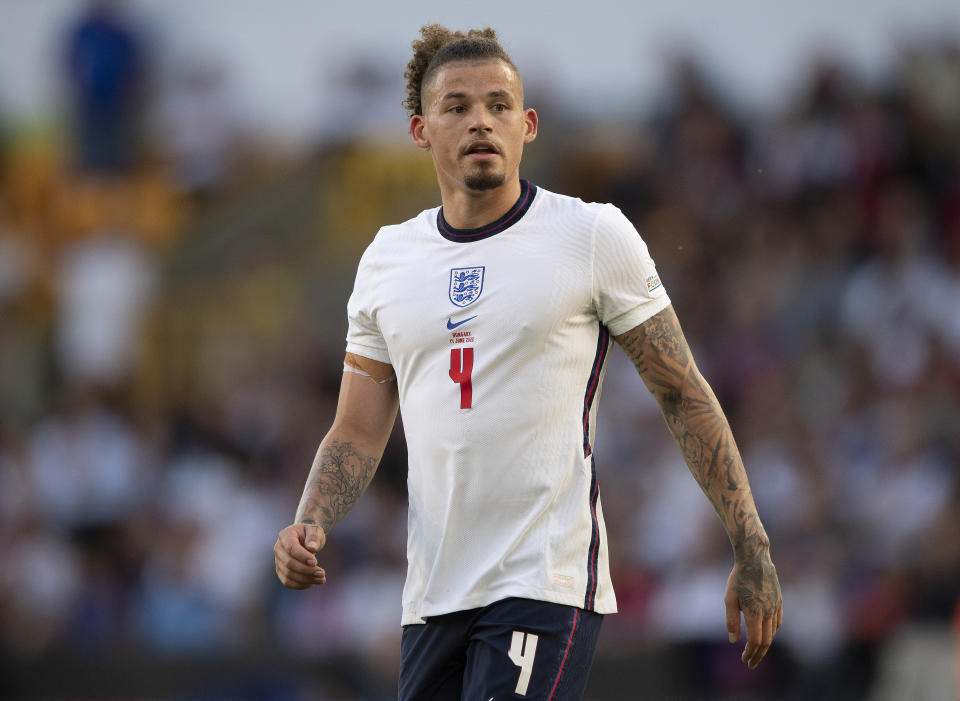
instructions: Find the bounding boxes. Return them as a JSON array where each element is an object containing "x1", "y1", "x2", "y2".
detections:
[{"x1": 449, "y1": 266, "x2": 485, "y2": 307}]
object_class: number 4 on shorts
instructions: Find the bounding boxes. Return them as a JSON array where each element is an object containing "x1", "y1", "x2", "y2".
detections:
[{"x1": 508, "y1": 631, "x2": 539, "y2": 695}]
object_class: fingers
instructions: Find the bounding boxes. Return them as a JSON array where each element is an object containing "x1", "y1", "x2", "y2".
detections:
[
  {"x1": 301, "y1": 524, "x2": 326, "y2": 554},
  {"x1": 741, "y1": 609, "x2": 763, "y2": 668},
  {"x1": 759, "y1": 613, "x2": 773, "y2": 666},
  {"x1": 274, "y1": 524, "x2": 328, "y2": 590},
  {"x1": 724, "y1": 591, "x2": 741, "y2": 643},
  {"x1": 275, "y1": 558, "x2": 326, "y2": 589},
  {"x1": 741, "y1": 608, "x2": 778, "y2": 669},
  {"x1": 282, "y1": 528, "x2": 320, "y2": 565},
  {"x1": 276, "y1": 544, "x2": 323, "y2": 576},
  {"x1": 274, "y1": 540, "x2": 327, "y2": 589}
]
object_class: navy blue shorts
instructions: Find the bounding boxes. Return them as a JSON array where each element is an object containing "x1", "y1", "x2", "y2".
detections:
[{"x1": 398, "y1": 597, "x2": 603, "y2": 701}]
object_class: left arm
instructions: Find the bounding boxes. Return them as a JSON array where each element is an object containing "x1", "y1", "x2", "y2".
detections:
[{"x1": 615, "y1": 304, "x2": 782, "y2": 669}]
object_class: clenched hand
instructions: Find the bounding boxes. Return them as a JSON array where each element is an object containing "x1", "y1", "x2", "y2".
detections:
[{"x1": 274, "y1": 523, "x2": 327, "y2": 589}]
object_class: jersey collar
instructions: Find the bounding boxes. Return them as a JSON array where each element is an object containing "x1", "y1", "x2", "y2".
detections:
[{"x1": 436, "y1": 179, "x2": 538, "y2": 243}]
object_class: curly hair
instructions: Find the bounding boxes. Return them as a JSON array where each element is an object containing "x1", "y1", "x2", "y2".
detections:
[{"x1": 403, "y1": 24, "x2": 518, "y2": 117}]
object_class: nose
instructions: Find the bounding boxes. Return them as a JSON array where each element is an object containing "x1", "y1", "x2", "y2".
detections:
[{"x1": 468, "y1": 107, "x2": 492, "y2": 133}]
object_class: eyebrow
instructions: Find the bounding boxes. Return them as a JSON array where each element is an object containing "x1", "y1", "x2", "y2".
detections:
[{"x1": 440, "y1": 90, "x2": 514, "y2": 101}]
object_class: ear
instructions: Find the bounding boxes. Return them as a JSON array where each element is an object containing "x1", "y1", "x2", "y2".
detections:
[
  {"x1": 410, "y1": 114, "x2": 430, "y2": 150},
  {"x1": 523, "y1": 108, "x2": 538, "y2": 144}
]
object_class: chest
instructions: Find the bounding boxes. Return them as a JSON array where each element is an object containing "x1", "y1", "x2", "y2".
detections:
[{"x1": 372, "y1": 231, "x2": 593, "y2": 357}]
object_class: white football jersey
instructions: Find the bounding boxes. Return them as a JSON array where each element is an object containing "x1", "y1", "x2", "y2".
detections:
[{"x1": 345, "y1": 181, "x2": 670, "y2": 625}]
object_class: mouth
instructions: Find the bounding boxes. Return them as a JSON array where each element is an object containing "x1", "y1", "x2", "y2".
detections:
[{"x1": 463, "y1": 141, "x2": 500, "y2": 157}]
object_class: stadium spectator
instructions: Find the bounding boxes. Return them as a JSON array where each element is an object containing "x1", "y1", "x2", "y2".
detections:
[{"x1": 64, "y1": 0, "x2": 145, "y2": 175}]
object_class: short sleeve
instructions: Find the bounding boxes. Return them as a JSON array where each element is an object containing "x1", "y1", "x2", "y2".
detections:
[
  {"x1": 592, "y1": 205, "x2": 670, "y2": 336},
  {"x1": 345, "y1": 245, "x2": 392, "y2": 364}
]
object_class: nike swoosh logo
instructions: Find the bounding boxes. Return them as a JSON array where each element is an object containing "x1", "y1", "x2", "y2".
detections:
[{"x1": 447, "y1": 315, "x2": 477, "y2": 330}]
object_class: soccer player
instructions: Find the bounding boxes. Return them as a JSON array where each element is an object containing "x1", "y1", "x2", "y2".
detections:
[{"x1": 274, "y1": 25, "x2": 782, "y2": 700}]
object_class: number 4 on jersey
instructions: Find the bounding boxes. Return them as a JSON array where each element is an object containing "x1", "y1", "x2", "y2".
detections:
[{"x1": 449, "y1": 348, "x2": 474, "y2": 409}]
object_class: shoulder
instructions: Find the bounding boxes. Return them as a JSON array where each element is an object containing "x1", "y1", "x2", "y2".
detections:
[
  {"x1": 378, "y1": 206, "x2": 440, "y2": 243},
  {"x1": 531, "y1": 185, "x2": 625, "y2": 233},
  {"x1": 360, "y1": 206, "x2": 440, "y2": 262},
  {"x1": 532, "y1": 186, "x2": 609, "y2": 219}
]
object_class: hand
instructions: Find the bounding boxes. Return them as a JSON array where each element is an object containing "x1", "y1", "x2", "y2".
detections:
[
  {"x1": 274, "y1": 523, "x2": 327, "y2": 589},
  {"x1": 724, "y1": 554, "x2": 782, "y2": 669}
]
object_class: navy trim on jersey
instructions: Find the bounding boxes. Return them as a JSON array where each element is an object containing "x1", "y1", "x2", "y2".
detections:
[
  {"x1": 581, "y1": 325, "x2": 610, "y2": 458},
  {"x1": 584, "y1": 456, "x2": 601, "y2": 610},
  {"x1": 581, "y1": 324, "x2": 609, "y2": 611},
  {"x1": 437, "y1": 179, "x2": 537, "y2": 242}
]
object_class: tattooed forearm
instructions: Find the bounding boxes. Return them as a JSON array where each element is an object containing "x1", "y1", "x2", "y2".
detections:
[
  {"x1": 617, "y1": 305, "x2": 781, "y2": 632},
  {"x1": 615, "y1": 305, "x2": 769, "y2": 561},
  {"x1": 295, "y1": 438, "x2": 380, "y2": 532}
]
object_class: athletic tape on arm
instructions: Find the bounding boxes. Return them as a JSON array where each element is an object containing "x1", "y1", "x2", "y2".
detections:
[{"x1": 344, "y1": 352, "x2": 396, "y2": 384}]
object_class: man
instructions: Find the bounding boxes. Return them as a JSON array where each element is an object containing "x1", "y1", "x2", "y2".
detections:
[
  {"x1": 65, "y1": 0, "x2": 144, "y2": 175},
  {"x1": 274, "y1": 25, "x2": 782, "y2": 700}
]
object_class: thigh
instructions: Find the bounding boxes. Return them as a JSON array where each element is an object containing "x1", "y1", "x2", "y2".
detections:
[
  {"x1": 462, "y1": 598, "x2": 603, "y2": 701},
  {"x1": 399, "y1": 611, "x2": 472, "y2": 701}
]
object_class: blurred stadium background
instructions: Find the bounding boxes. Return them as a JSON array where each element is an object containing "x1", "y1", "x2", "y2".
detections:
[{"x1": 1, "y1": 1, "x2": 959, "y2": 699}]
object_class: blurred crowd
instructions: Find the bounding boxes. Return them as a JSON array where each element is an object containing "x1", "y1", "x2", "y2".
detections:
[{"x1": 1, "y1": 3, "x2": 959, "y2": 700}]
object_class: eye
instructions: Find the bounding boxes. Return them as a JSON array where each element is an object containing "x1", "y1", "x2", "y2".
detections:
[
  {"x1": 492, "y1": 103, "x2": 508, "y2": 111},
  {"x1": 449, "y1": 105, "x2": 466, "y2": 113}
]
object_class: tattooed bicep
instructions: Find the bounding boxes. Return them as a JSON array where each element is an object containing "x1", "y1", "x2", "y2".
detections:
[{"x1": 614, "y1": 305, "x2": 693, "y2": 385}]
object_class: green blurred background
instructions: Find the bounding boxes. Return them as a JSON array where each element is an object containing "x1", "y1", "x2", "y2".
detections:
[{"x1": 0, "y1": 1, "x2": 959, "y2": 699}]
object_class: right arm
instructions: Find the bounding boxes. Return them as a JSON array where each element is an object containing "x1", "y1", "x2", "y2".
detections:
[{"x1": 274, "y1": 358, "x2": 399, "y2": 590}]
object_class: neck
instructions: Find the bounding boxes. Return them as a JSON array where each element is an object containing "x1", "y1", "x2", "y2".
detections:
[{"x1": 438, "y1": 177, "x2": 523, "y2": 230}]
